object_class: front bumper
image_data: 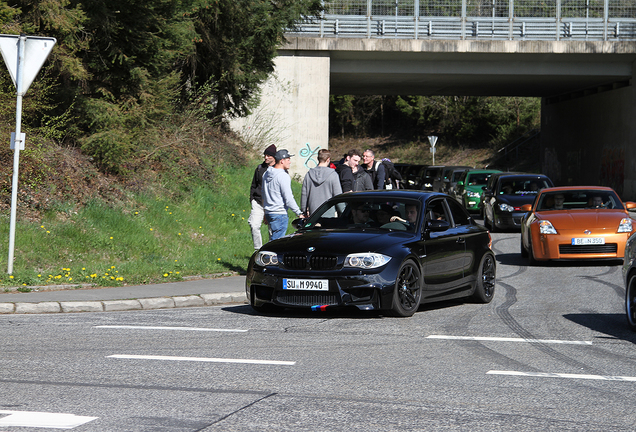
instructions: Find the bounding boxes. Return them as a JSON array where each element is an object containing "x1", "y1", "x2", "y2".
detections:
[
  {"x1": 531, "y1": 230, "x2": 631, "y2": 260},
  {"x1": 494, "y1": 211, "x2": 526, "y2": 230},
  {"x1": 246, "y1": 268, "x2": 397, "y2": 311}
]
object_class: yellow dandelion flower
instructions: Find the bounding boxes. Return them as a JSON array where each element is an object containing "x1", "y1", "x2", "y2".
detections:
[
  {"x1": 178, "y1": 233, "x2": 181, "y2": 235},
  {"x1": 163, "y1": 273, "x2": 168, "y2": 277},
  {"x1": 110, "y1": 236, "x2": 113, "y2": 240},
  {"x1": 217, "y1": 258, "x2": 221, "y2": 261},
  {"x1": 9, "y1": 275, "x2": 13, "y2": 279},
  {"x1": 150, "y1": 228, "x2": 153, "y2": 231},
  {"x1": 46, "y1": 231, "x2": 50, "y2": 233}
]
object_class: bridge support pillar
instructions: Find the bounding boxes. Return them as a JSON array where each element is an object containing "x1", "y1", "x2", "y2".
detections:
[
  {"x1": 541, "y1": 60, "x2": 636, "y2": 201},
  {"x1": 231, "y1": 53, "x2": 330, "y2": 179}
]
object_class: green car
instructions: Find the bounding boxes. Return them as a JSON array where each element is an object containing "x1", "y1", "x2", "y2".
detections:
[{"x1": 454, "y1": 169, "x2": 501, "y2": 213}]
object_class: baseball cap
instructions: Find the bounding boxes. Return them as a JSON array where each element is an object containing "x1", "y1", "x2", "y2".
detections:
[{"x1": 275, "y1": 149, "x2": 294, "y2": 160}]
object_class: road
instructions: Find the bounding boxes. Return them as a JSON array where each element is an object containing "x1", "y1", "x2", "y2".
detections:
[{"x1": 1, "y1": 230, "x2": 635, "y2": 431}]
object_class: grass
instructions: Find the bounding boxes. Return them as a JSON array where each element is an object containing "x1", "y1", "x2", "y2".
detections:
[{"x1": 0, "y1": 160, "x2": 303, "y2": 291}]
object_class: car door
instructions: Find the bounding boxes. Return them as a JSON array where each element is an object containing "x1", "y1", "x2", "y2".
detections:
[{"x1": 421, "y1": 198, "x2": 466, "y2": 299}]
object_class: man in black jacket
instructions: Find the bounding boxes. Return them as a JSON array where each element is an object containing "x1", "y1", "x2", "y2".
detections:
[
  {"x1": 335, "y1": 149, "x2": 360, "y2": 193},
  {"x1": 248, "y1": 144, "x2": 276, "y2": 250}
]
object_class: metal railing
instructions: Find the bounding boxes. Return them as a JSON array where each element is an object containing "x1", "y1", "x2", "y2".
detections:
[{"x1": 289, "y1": 0, "x2": 636, "y2": 41}]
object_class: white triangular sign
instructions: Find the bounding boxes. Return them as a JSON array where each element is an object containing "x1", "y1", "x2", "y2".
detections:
[{"x1": 0, "y1": 34, "x2": 56, "y2": 94}]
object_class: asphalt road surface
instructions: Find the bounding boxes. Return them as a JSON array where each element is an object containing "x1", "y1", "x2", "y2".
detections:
[{"x1": 1, "y1": 230, "x2": 635, "y2": 431}]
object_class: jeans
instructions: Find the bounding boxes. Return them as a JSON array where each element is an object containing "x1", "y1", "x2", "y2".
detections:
[
  {"x1": 248, "y1": 199, "x2": 268, "y2": 250},
  {"x1": 265, "y1": 213, "x2": 288, "y2": 241}
]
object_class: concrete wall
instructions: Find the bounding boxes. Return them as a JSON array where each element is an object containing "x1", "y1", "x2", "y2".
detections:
[
  {"x1": 230, "y1": 53, "x2": 330, "y2": 179},
  {"x1": 541, "y1": 60, "x2": 636, "y2": 201}
]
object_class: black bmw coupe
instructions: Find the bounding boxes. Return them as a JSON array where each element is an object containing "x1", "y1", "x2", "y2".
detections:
[{"x1": 246, "y1": 190, "x2": 496, "y2": 317}]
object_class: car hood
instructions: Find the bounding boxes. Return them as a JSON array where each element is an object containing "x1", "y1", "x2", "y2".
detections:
[
  {"x1": 465, "y1": 185, "x2": 486, "y2": 194},
  {"x1": 261, "y1": 229, "x2": 416, "y2": 255},
  {"x1": 535, "y1": 209, "x2": 631, "y2": 229},
  {"x1": 497, "y1": 194, "x2": 538, "y2": 207}
]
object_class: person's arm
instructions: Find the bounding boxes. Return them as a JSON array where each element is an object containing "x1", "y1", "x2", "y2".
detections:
[{"x1": 281, "y1": 176, "x2": 303, "y2": 217}]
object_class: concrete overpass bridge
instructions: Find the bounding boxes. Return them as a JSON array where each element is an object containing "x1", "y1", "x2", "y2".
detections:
[{"x1": 231, "y1": 0, "x2": 636, "y2": 199}]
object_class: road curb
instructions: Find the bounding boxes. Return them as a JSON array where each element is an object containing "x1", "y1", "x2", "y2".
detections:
[{"x1": 0, "y1": 292, "x2": 247, "y2": 314}]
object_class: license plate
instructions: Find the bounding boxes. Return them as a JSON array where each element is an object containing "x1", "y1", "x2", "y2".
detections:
[
  {"x1": 571, "y1": 237, "x2": 605, "y2": 245},
  {"x1": 283, "y1": 278, "x2": 329, "y2": 291}
]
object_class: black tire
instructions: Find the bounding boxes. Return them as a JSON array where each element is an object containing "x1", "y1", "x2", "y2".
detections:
[
  {"x1": 626, "y1": 273, "x2": 636, "y2": 332},
  {"x1": 389, "y1": 259, "x2": 422, "y2": 317},
  {"x1": 520, "y1": 235, "x2": 528, "y2": 258},
  {"x1": 472, "y1": 252, "x2": 496, "y2": 303},
  {"x1": 528, "y1": 237, "x2": 538, "y2": 265}
]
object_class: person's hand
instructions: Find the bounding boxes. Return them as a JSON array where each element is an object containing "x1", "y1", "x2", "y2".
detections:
[{"x1": 390, "y1": 216, "x2": 406, "y2": 223}]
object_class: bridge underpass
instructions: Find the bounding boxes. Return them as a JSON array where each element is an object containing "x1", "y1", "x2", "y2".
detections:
[{"x1": 231, "y1": 36, "x2": 636, "y2": 200}]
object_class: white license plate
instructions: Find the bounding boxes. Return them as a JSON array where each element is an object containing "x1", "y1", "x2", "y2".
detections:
[
  {"x1": 283, "y1": 278, "x2": 329, "y2": 291},
  {"x1": 571, "y1": 237, "x2": 605, "y2": 245}
]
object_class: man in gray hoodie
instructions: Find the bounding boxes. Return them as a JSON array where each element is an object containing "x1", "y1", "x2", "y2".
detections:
[
  {"x1": 263, "y1": 149, "x2": 305, "y2": 241},
  {"x1": 301, "y1": 149, "x2": 343, "y2": 216}
]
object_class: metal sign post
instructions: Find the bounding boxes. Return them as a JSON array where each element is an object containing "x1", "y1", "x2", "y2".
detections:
[
  {"x1": 428, "y1": 135, "x2": 438, "y2": 165},
  {"x1": 0, "y1": 34, "x2": 56, "y2": 274}
]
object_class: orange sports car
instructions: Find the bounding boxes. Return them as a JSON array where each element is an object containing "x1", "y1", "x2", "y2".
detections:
[{"x1": 520, "y1": 186, "x2": 636, "y2": 263}]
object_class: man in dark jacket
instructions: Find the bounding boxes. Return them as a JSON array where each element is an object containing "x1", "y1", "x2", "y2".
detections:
[
  {"x1": 248, "y1": 144, "x2": 276, "y2": 250},
  {"x1": 362, "y1": 149, "x2": 386, "y2": 189},
  {"x1": 335, "y1": 149, "x2": 360, "y2": 193}
]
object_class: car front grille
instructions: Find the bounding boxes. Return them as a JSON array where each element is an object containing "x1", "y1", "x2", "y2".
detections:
[
  {"x1": 283, "y1": 254, "x2": 338, "y2": 270},
  {"x1": 559, "y1": 244, "x2": 618, "y2": 254},
  {"x1": 275, "y1": 292, "x2": 339, "y2": 307}
]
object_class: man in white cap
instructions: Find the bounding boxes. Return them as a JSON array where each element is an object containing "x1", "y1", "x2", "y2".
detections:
[
  {"x1": 262, "y1": 149, "x2": 305, "y2": 241},
  {"x1": 248, "y1": 144, "x2": 276, "y2": 250}
]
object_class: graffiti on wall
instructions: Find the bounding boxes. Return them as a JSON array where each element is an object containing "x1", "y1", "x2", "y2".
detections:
[
  {"x1": 300, "y1": 142, "x2": 319, "y2": 169},
  {"x1": 600, "y1": 147, "x2": 625, "y2": 196}
]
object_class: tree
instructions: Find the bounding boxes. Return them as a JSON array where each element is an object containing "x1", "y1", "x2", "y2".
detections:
[{"x1": 181, "y1": 0, "x2": 322, "y2": 122}]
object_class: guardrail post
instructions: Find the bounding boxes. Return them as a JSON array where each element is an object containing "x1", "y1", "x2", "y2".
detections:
[
  {"x1": 603, "y1": 0, "x2": 609, "y2": 41},
  {"x1": 556, "y1": 0, "x2": 561, "y2": 41},
  {"x1": 509, "y1": 0, "x2": 514, "y2": 40},
  {"x1": 461, "y1": 0, "x2": 467, "y2": 40},
  {"x1": 414, "y1": 0, "x2": 419, "y2": 39}
]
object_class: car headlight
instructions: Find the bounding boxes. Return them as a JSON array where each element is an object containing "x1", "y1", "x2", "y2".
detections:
[
  {"x1": 466, "y1": 191, "x2": 480, "y2": 198},
  {"x1": 498, "y1": 203, "x2": 514, "y2": 212},
  {"x1": 618, "y1": 218, "x2": 633, "y2": 233},
  {"x1": 539, "y1": 220, "x2": 557, "y2": 235},
  {"x1": 255, "y1": 251, "x2": 279, "y2": 266},
  {"x1": 344, "y1": 253, "x2": 391, "y2": 269}
]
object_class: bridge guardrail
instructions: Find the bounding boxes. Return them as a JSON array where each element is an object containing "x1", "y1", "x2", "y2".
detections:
[{"x1": 289, "y1": 15, "x2": 636, "y2": 41}]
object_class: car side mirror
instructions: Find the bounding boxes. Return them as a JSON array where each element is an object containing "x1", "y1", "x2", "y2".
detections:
[
  {"x1": 292, "y1": 218, "x2": 304, "y2": 229},
  {"x1": 426, "y1": 219, "x2": 451, "y2": 232},
  {"x1": 482, "y1": 187, "x2": 492, "y2": 195},
  {"x1": 625, "y1": 202, "x2": 636, "y2": 210},
  {"x1": 457, "y1": 181, "x2": 464, "y2": 187},
  {"x1": 521, "y1": 204, "x2": 532, "y2": 212}
]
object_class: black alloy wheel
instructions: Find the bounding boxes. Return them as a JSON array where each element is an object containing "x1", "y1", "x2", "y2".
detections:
[
  {"x1": 390, "y1": 259, "x2": 422, "y2": 317},
  {"x1": 472, "y1": 252, "x2": 496, "y2": 303},
  {"x1": 626, "y1": 273, "x2": 636, "y2": 331}
]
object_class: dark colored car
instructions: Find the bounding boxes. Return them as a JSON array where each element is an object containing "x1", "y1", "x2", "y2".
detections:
[
  {"x1": 246, "y1": 190, "x2": 496, "y2": 317},
  {"x1": 420, "y1": 165, "x2": 445, "y2": 191},
  {"x1": 438, "y1": 166, "x2": 472, "y2": 194},
  {"x1": 454, "y1": 169, "x2": 501, "y2": 213},
  {"x1": 624, "y1": 232, "x2": 636, "y2": 331},
  {"x1": 404, "y1": 164, "x2": 426, "y2": 189},
  {"x1": 481, "y1": 173, "x2": 553, "y2": 231}
]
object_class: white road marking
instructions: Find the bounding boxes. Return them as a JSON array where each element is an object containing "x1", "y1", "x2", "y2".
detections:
[
  {"x1": 108, "y1": 354, "x2": 295, "y2": 366},
  {"x1": 94, "y1": 325, "x2": 247, "y2": 332},
  {"x1": 488, "y1": 370, "x2": 636, "y2": 382},
  {"x1": 0, "y1": 410, "x2": 97, "y2": 429},
  {"x1": 426, "y1": 335, "x2": 592, "y2": 345}
]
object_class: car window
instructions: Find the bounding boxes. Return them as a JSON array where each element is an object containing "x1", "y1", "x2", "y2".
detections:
[
  {"x1": 425, "y1": 199, "x2": 448, "y2": 223},
  {"x1": 446, "y1": 199, "x2": 471, "y2": 226},
  {"x1": 537, "y1": 190, "x2": 623, "y2": 211},
  {"x1": 468, "y1": 173, "x2": 490, "y2": 186},
  {"x1": 302, "y1": 197, "x2": 422, "y2": 232}
]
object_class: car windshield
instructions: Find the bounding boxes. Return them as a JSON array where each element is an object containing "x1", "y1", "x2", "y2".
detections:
[
  {"x1": 299, "y1": 197, "x2": 422, "y2": 232},
  {"x1": 497, "y1": 177, "x2": 550, "y2": 195},
  {"x1": 467, "y1": 173, "x2": 491, "y2": 186},
  {"x1": 537, "y1": 190, "x2": 624, "y2": 211}
]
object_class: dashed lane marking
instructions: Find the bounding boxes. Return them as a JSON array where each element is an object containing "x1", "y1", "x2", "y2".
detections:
[
  {"x1": 95, "y1": 325, "x2": 247, "y2": 332},
  {"x1": 426, "y1": 335, "x2": 592, "y2": 345},
  {"x1": 488, "y1": 370, "x2": 636, "y2": 382},
  {"x1": 0, "y1": 410, "x2": 97, "y2": 429},
  {"x1": 108, "y1": 354, "x2": 296, "y2": 366}
]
